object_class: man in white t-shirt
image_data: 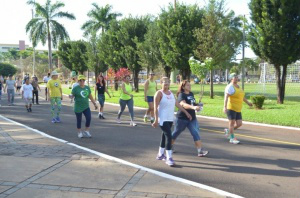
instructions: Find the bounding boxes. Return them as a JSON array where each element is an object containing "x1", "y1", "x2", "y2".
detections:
[
  {"x1": 4, "y1": 75, "x2": 16, "y2": 106},
  {"x1": 22, "y1": 78, "x2": 34, "y2": 112},
  {"x1": 43, "y1": 73, "x2": 51, "y2": 101}
]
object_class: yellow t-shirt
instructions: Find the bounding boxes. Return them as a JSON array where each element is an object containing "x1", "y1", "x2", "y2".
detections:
[
  {"x1": 226, "y1": 84, "x2": 245, "y2": 112},
  {"x1": 47, "y1": 79, "x2": 62, "y2": 98}
]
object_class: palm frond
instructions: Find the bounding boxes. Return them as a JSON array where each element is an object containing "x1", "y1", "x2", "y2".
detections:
[
  {"x1": 51, "y1": 11, "x2": 76, "y2": 20},
  {"x1": 50, "y1": 20, "x2": 70, "y2": 48},
  {"x1": 25, "y1": 18, "x2": 43, "y2": 33},
  {"x1": 50, "y1": 1, "x2": 65, "y2": 16}
]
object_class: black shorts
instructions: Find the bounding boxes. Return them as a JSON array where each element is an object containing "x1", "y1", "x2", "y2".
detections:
[
  {"x1": 227, "y1": 109, "x2": 242, "y2": 120},
  {"x1": 17, "y1": 86, "x2": 21, "y2": 90}
]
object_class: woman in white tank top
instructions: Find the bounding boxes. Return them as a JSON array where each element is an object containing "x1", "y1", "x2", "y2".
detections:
[{"x1": 152, "y1": 77, "x2": 192, "y2": 167}]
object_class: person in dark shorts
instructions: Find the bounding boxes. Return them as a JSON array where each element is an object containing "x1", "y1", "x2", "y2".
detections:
[
  {"x1": 95, "y1": 74, "x2": 111, "y2": 119},
  {"x1": 223, "y1": 73, "x2": 253, "y2": 144},
  {"x1": 143, "y1": 72, "x2": 157, "y2": 123},
  {"x1": 31, "y1": 76, "x2": 41, "y2": 104}
]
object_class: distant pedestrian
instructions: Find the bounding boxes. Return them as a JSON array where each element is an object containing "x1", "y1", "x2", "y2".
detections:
[
  {"x1": 117, "y1": 75, "x2": 136, "y2": 126},
  {"x1": 31, "y1": 76, "x2": 41, "y2": 104},
  {"x1": 47, "y1": 71, "x2": 63, "y2": 123},
  {"x1": 143, "y1": 72, "x2": 157, "y2": 123},
  {"x1": 95, "y1": 74, "x2": 111, "y2": 119},
  {"x1": 176, "y1": 75, "x2": 181, "y2": 84},
  {"x1": 70, "y1": 75, "x2": 98, "y2": 138},
  {"x1": 4, "y1": 75, "x2": 16, "y2": 106},
  {"x1": 22, "y1": 78, "x2": 33, "y2": 112},
  {"x1": 69, "y1": 71, "x2": 78, "y2": 103},
  {"x1": 172, "y1": 80, "x2": 208, "y2": 157},
  {"x1": 43, "y1": 73, "x2": 51, "y2": 101},
  {"x1": 16, "y1": 77, "x2": 22, "y2": 95},
  {"x1": 152, "y1": 77, "x2": 192, "y2": 167},
  {"x1": 0, "y1": 79, "x2": 3, "y2": 107},
  {"x1": 223, "y1": 73, "x2": 253, "y2": 144}
]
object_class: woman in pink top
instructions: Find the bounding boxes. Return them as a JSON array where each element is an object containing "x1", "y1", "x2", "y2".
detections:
[{"x1": 152, "y1": 77, "x2": 191, "y2": 167}]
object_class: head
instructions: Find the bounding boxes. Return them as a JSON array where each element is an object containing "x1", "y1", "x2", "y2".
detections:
[
  {"x1": 149, "y1": 72, "x2": 155, "y2": 80},
  {"x1": 229, "y1": 73, "x2": 238, "y2": 84},
  {"x1": 177, "y1": 80, "x2": 191, "y2": 96},
  {"x1": 9, "y1": 75, "x2": 13, "y2": 79},
  {"x1": 160, "y1": 77, "x2": 170, "y2": 90},
  {"x1": 123, "y1": 75, "x2": 130, "y2": 83},
  {"x1": 25, "y1": 78, "x2": 30, "y2": 85},
  {"x1": 51, "y1": 71, "x2": 59, "y2": 80},
  {"x1": 97, "y1": 74, "x2": 105, "y2": 85},
  {"x1": 78, "y1": 75, "x2": 86, "y2": 86},
  {"x1": 47, "y1": 73, "x2": 50, "y2": 77}
]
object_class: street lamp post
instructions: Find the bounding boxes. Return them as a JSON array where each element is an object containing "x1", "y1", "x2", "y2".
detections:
[
  {"x1": 241, "y1": 15, "x2": 246, "y2": 90},
  {"x1": 31, "y1": 7, "x2": 36, "y2": 77}
]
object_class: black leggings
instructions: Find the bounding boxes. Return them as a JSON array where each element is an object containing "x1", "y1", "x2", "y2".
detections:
[
  {"x1": 160, "y1": 122, "x2": 173, "y2": 150},
  {"x1": 32, "y1": 90, "x2": 39, "y2": 103},
  {"x1": 75, "y1": 108, "x2": 91, "y2": 129}
]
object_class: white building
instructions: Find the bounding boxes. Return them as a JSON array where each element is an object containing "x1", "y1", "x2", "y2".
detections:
[{"x1": 0, "y1": 40, "x2": 29, "y2": 53}]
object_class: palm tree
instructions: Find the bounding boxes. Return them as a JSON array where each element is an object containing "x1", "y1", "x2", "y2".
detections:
[
  {"x1": 26, "y1": 0, "x2": 76, "y2": 71},
  {"x1": 81, "y1": 3, "x2": 122, "y2": 37}
]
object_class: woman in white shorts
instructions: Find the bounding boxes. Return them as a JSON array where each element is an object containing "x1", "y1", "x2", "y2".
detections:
[{"x1": 22, "y1": 78, "x2": 34, "y2": 112}]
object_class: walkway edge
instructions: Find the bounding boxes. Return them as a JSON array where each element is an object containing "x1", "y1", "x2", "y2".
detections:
[{"x1": 0, "y1": 114, "x2": 244, "y2": 198}]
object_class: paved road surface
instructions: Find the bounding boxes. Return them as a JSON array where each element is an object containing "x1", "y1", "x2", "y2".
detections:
[{"x1": 0, "y1": 90, "x2": 299, "y2": 198}]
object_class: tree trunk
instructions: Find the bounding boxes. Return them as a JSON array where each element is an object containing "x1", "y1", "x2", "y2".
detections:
[
  {"x1": 114, "y1": 77, "x2": 118, "y2": 91},
  {"x1": 133, "y1": 70, "x2": 139, "y2": 92},
  {"x1": 275, "y1": 64, "x2": 287, "y2": 104},
  {"x1": 47, "y1": 26, "x2": 52, "y2": 72},
  {"x1": 210, "y1": 69, "x2": 214, "y2": 99},
  {"x1": 164, "y1": 66, "x2": 172, "y2": 78},
  {"x1": 182, "y1": 68, "x2": 191, "y2": 80}
]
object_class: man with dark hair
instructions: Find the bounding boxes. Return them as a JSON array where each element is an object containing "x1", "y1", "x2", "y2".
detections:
[{"x1": 31, "y1": 76, "x2": 41, "y2": 104}]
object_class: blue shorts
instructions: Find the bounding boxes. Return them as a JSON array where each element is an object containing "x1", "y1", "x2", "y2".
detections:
[
  {"x1": 98, "y1": 94, "x2": 105, "y2": 107},
  {"x1": 146, "y1": 96, "x2": 154, "y2": 103},
  {"x1": 172, "y1": 118, "x2": 201, "y2": 141}
]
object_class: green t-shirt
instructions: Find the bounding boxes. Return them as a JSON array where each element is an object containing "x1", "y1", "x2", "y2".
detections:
[
  {"x1": 120, "y1": 83, "x2": 132, "y2": 100},
  {"x1": 72, "y1": 85, "x2": 91, "y2": 113}
]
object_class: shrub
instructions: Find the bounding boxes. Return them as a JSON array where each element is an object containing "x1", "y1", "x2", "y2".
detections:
[{"x1": 250, "y1": 95, "x2": 266, "y2": 109}]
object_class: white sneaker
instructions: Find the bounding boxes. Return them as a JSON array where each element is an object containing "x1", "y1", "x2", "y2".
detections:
[
  {"x1": 229, "y1": 138, "x2": 240, "y2": 144},
  {"x1": 84, "y1": 131, "x2": 92, "y2": 138},
  {"x1": 78, "y1": 132, "x2": 83, "y2": 138},
  {"x1": 130, "y1": 121, "x2": 137, "y2": 126},
  {"x1": 116, "y1": 118, "x2": 122, "y2": 124},
  {"x1": 224, "y1": 129, "x2": 230, "y2": 139}
]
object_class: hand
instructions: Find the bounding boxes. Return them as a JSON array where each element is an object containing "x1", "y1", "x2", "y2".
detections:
[
  {"x1": 248, "y1": 102, "x2": 253, "y2": 107},
  {"x1": 144, "y1": 96, "x2": 147, "y2": 102},
  {"x1": 185, "y1": 112, "x2": 192, "y2": 120},
  {"x1": 94, "y1": 104, "x2": 98, "y2": 110},
  {"x1": 223, "y1": 107, "x2": 227, "y2": 114},
  {"x1": 152, "y1": 120, "x2": 158, "y2": 128},
  {"x1": 193, "y1": 106, "x2": 201, "y2": 111}
]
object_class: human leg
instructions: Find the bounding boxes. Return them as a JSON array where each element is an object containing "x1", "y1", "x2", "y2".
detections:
[{"x1": 117, "y1": 99, "x2": 127, "y2": 120}]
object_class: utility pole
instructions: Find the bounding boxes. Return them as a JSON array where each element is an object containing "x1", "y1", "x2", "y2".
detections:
[
  {"x1": 241, "y1": 15, "x2": 246, "y2": 90},
  {"x1": 31, "y1": 5, "x2": 36, "y2": 76}
]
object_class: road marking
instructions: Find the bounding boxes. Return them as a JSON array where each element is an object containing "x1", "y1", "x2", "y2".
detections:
[{"x1": 0, "y1": 114, "x2": 244, "y2": 198}]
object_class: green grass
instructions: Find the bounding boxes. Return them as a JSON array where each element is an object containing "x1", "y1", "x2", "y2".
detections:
[{"x1": 63, "y1": 83, "x2": 300, "y2": 128}]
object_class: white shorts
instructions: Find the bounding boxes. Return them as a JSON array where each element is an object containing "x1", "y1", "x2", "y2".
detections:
[{"x1": 24, "y1": 97, "x2": 32, "y2": 105}]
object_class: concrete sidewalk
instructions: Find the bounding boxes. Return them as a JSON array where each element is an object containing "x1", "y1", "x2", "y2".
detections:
[{"x1": 0, "y1": 116, "x2": 228, "y2": 198}]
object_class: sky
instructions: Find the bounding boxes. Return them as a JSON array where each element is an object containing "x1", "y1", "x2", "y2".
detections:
[{"x1": 0, "y1": 0, "x2": 255, "y2": 58}]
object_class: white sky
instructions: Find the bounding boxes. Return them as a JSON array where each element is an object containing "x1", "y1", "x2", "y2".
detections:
[{"x1": 0, "y1": 0, "x2": 255, "y2": 58}]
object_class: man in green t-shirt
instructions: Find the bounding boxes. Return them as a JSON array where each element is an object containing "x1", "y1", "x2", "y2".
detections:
[{"x1": 71, "y1": 75, "x2": 98, "y2": 138}]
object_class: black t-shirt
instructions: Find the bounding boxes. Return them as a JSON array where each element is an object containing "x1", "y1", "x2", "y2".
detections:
[
  {"x1": 0, "y1": 81, "x2": 2, "y2": 90},
  {"x1": 96, "y1": 83, "x2": 105, "y2": 94},
  {"x1": 177, "y1": 92, "x2": 197, "y2": 120}
]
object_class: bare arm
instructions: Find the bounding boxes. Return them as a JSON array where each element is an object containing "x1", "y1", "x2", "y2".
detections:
[
  {"x1": 105, "y1": 87, "x2": 111, "y2": 98},
  {"x1": 152, "y1": 91, "x2": 162, "y2": 128},
  {"x1": 144, "y1": 80, "x2": 149, "y2": 101},
  {"x1": 37, "y1": 84, "x2": 41, "y2": 91},
  {"x1": 223, "y1": 93, "x2": 229, "y2": 114},
  {"x1": 60, "y1": 88, "x2": 63, "y2": 100},
  {"x1": 179, "y1": 100, "x2": 200, "y2": 111},
  {"x1": 243, "y1": 97, "x2": 253, "y2": 106},
  {"x1": 94, "y1": 86, "x2": 97, "y2": 100},
  {"x1": 89, "y1": 94, "x2": 98, "y2": 109},
  {"x1": 175, "y1": 101, "x2": 192, "y2": 120}
]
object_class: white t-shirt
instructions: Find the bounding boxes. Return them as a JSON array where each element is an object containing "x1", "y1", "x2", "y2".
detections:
[
  {"x1": 6, "y1": 80, "x2": 15, "y2": 89},
  {"x1": 225, "y1": 83, "x2": 236, "y2": 96},
  {"x1": 43, "y1": 76, "x2": 51, "y2": 83},
  {"x1": 22, "y1": 84, "x2": 33, "y2": 98}
]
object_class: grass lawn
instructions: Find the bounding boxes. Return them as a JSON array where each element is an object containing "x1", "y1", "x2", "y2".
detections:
[{"x1": 63, "y1": 83, "x2": 300, "y2": 128}]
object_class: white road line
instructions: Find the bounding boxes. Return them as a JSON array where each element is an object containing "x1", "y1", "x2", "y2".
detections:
[{"x1": 0, "y1": 114, "x2": 243, "y2": 198}]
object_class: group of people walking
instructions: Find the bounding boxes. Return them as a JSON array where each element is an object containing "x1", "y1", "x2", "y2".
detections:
[{"x1": 0, "y1": 70, "x2": 252, "y2": 167}]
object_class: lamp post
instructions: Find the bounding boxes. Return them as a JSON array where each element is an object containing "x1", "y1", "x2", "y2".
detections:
[
  {"x1": 241, "y1": 15, "x2": 246, "y2": 90},
  {"x1": 31, "y1": 4, "x2": 36, "y2": 77}
]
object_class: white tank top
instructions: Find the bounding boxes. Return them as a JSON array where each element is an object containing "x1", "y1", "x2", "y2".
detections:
[{"x1": 158, "y1": 90, "x2": 175, "y2": 126}]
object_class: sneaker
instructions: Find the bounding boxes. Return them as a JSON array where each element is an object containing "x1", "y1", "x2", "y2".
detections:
[
  {"x1": 130, "y1": 121, "x2": 137, "y2": 126},
  {"x1": 150, "y1": 119, "x2": 154, "y2": 124},
  {"x1": 229, "y1": 138, "x2": 240, "y2": 144},
  {"x1": 51, "y1": 118, "x2": 56, "y2": 123},
  {"x1": 101, "y1": 115, "x2": 105, "y2": 119},
  {"x1": 29, "y1": 108, "x2": 32, "y2": 112},
  {"x1": 143, "y1": 116, "x2": 148, "y2": 123},
  {"x1": 84, "y1": 131, "x2": 92, "y2": 138},
  {"x1": 55, "y1": 117, "x2": 61, "y2": 123},
  {"x1": 116, "y1": 118, "x2": 122, "y2": 124},
  {"x1": 27, "y1": 108, "x2": 30, "y2": 112},
  {"x1": 224, "y1": 128, "x2": 230, "y2": 139},
  {"x1": 156, "y1": 154, "x2": 166, "y2": 161},
  {"x1": 98, "y1": 114, "x2": 101, "y2": 119},
  {"x1": 198, "y1": 149, "x2": 209, "y2": 157},
  {"x1": 165, "y1": 158, "x2": 175, "y2": 166},
  {"x1": 78, "y1": 132, "x2": 83, "y2": 138}
]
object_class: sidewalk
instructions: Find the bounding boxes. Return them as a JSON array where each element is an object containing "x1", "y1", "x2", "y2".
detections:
[{"x1": 0, "y1": 116, "x2": 228, "y2": 198}]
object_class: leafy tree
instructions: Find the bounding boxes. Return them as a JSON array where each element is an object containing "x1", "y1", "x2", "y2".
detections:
[
  {"x1": 81, "y1": 3, "x2": 121, "y2": 37},
  {"x1": 116, "y1": 16, "x2": 150, "y2": 91},
  {"x1": 57, "y1": 42, "x2": 72, "y2": 71},
  {"x1": 248, "y1": 0, "x2": 300, "y2": 104},
  {"x1": 68, "y1": 41, "x2": 88, "y2": 74},
  {"x1": 194, "y1": 0, "x2": 242, "y2": 98},
  {"x1": 157, "y1": 3, "x2": 204, "y2": 80},
  {"x1": 0, "y1": 63, "x2": 17, "y2": 77},
  {"x1": 26, "y1": 0, "x2": 76, "y2": 71}
]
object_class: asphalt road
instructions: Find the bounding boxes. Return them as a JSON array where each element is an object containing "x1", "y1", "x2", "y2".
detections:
[{"x1": 0, "y1": 90, "x2": 299, "y2": 198}]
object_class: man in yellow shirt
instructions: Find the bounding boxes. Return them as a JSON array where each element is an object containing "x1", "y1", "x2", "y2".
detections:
[{"x1": 47, "y1": 71, "x2": 63, "y2": 123}]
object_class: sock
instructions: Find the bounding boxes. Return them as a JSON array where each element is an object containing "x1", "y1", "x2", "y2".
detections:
[
  {"x1": 166, "y1": 150, "x2": 172, "y2": 159},
  {"x1": 150, "y1": 117, "x2": 154, "y2": 121},
  {"x1": 158, "y1": 147, "x2": 165, "y2": 156},
  {"x1": 98, "y1": 112, "x2": 101, "y2": 115},
  {"x1": 144, "y1": 114, "x2": 149, "y2": 118},
  {"x1": 197, "y1": 148, "x2": 202, "y2": 153},
  {"x1": 230, "y1": 133, "x2": 235, "y2": 139}
]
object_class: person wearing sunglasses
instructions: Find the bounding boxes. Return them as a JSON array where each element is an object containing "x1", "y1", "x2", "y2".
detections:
[
  {"x1": 143, "y1": 72, "x2": 157, "y2": 123},
  {"x1": 117, "y1": 75, "x2": 136, "y2": 126},
  {"x1": 224, "y1": 73, "x2": 253, "y2": 144},
  {"x1": 71, "y1": 75, "x2": 98, "y2": 138}
]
